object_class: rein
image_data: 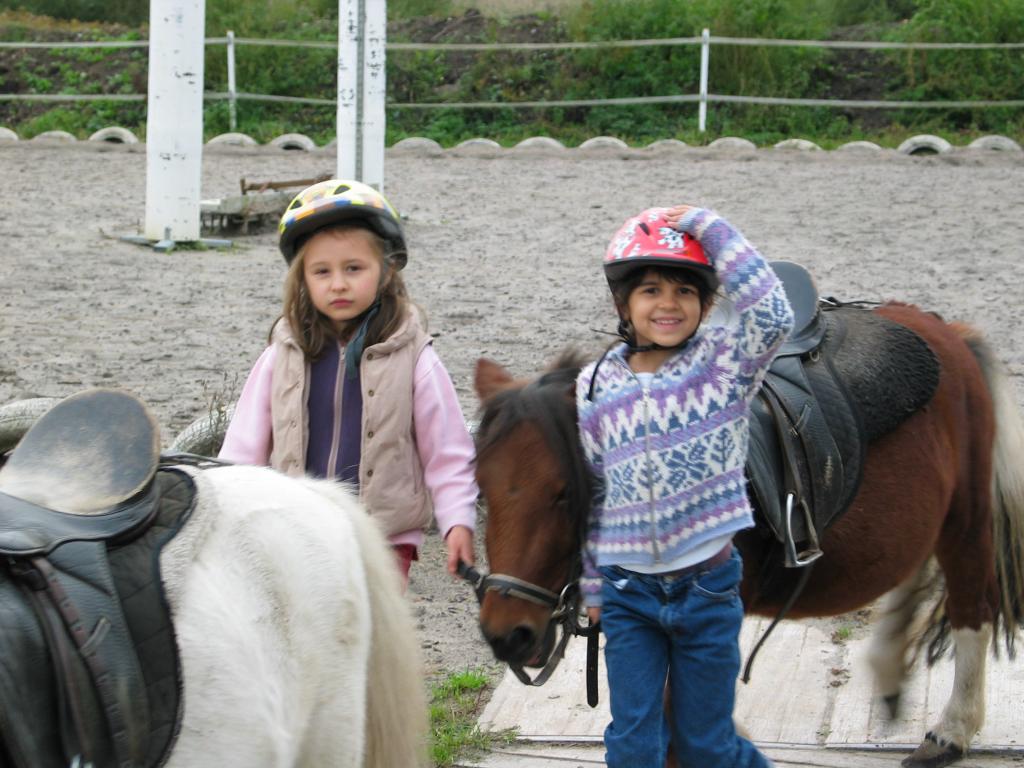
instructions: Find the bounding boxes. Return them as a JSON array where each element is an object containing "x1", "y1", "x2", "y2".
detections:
[{"x1": 457, "y1": 559, "x2": 600, "y2": 702}]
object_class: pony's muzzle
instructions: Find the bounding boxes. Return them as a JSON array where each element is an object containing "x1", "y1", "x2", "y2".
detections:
[
  {"x1": 480, "y1": 603, "x2": 557, "y2": 667},
  {"x1": 483, "y1": 623, "x2": 540, "y2": 665}
]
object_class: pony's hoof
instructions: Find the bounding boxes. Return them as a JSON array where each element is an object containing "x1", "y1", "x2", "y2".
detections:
[
  {"x1": 901, "y1": 732, "x2": 964, "y2": 768},
  {"x1": 882, "y1": 693, "x2": 901, "y2": 718}
]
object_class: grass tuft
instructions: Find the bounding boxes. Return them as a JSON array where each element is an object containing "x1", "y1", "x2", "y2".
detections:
[{"x1": 429, "y1": 669, "x2": 516, "y2": 767}]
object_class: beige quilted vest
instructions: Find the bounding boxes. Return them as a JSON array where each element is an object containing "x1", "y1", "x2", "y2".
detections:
[{"x1": 268, "y1": 311, "x2": 434, "y2": 536}]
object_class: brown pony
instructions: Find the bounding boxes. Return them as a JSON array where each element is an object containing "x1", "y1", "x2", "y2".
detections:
[{"x1": 471, "y1": 302, "x2": 1024, "y2": 768}]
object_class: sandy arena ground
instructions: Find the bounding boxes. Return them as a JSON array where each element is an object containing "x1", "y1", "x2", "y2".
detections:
[{"x1": 1, "y1": 139, "x2": 1022, "y2": 686}]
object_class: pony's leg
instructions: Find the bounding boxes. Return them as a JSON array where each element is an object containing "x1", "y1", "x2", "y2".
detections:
[
  {"x1": 867, "y1": 561, "x2": 935, "y2": 717},
  {"x1": 904, "y1": 520, "x2": 996, "y2": 767},
  {"x1": 902, "y1": 625, "x2": 991, "y2": 768},
  {"x1": 904, "y1": 358, "x2": 997, "y2": 768},
  {"x1": 907, "y1": 546, "x2": 995, "y2": 765}
]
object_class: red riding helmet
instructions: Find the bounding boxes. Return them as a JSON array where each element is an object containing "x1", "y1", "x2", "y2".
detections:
[{"x1": 603, "y1": 208, "x2": 717, "y2": 291}]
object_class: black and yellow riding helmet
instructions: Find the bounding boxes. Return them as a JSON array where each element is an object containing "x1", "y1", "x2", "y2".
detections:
[{"x1": 278, "y1": 179, "x2": 406, "y2": 267}]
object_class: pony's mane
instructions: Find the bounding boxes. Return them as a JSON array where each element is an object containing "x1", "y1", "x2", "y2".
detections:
[{"x1": 475, "y1": 350, "x2": 594, "y2": 530}]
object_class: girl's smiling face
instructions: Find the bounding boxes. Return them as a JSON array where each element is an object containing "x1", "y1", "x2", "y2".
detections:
[
  {"x1": 623, "y1": 268, "x2": 709, "y2": 368},
  {"x1": 302, "y1": 228, "x2": 385, "y2": 332}
]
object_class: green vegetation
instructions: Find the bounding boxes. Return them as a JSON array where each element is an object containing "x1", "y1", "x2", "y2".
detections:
[
  {"x1": 428, "y1": 668, "x2": 513, "y2": 767},
  {"x1": 832, "y1": 624, "x2": 854, "y2": 642},
  {"x1": 0, "y1": 0, "x2": 1022, "y2": 146}
]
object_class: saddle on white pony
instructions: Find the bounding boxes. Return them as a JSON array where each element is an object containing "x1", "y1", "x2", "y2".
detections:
[{"x1": 0, "y1": 389, "x2": 427, "y2": 768}]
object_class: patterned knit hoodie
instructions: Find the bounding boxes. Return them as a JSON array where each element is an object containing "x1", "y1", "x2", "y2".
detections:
[{"x1": 576, "y1": 207, "x2": 794, "y2": 606}]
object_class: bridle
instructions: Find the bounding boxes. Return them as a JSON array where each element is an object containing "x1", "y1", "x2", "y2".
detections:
[{"x1": 457, "y1": 556, "x2": 599, "y2": 699}]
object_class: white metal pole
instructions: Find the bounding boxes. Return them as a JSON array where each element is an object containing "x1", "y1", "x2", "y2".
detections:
[
  {"x1": 144, "y1": 0, "x2": 206, "y2": 242},
  {"x1": 698, "y1": 28, "x2": 710, "y2": 133},
  {"x1": 337, "y1": 0, "x2": 360, "y2": 180},
  {"x1": 227, "y1": 29, "x2": 237, "y2": 132},
  {"x1": 361, "y1": 0, "x2": 386, "y2": 190}
]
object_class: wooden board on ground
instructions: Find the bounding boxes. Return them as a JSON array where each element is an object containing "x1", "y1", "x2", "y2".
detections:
[
  {"x1": 475, "y1": 616, "x2": 1024, "y2": 763},
  {"x1": 456, "y1": 743, "x2": 1024, "y2": 767}
]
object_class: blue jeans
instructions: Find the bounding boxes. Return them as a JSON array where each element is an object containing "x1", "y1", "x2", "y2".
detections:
[{"x1": 598, "y1": 549, "x2": 770, "y2": 768}]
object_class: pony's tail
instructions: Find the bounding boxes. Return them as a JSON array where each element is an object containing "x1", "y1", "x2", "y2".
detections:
[
  {"x1": 346, "y1": 505, "x2": 430, "y2": 768},
  {"x1": 958, "y1": 324, "x2": 1024, "y2": 655}
]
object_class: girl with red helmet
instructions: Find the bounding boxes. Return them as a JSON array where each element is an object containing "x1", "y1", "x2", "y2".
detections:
[
  {"x1": 218, "y1": 179, "x2": 477, "y2": 587},
  {"x1": 577, "y1": 204, "x2": 795, "y2": 768}
]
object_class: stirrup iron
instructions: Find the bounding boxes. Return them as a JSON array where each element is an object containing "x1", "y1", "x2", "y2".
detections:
[{"x1": 783, "y1": 493, "x2": 823, "y2": 567}]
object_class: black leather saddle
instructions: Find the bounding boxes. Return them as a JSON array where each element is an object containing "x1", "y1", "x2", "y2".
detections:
[
  {"x1": 0, "y1": 389, "x2": 191, "y2": 768},
  {"x1": 0, "y1": 389, "x2": 161, "y2": 553},
  {"x1": 745, "y1": 262, "x2": 940, "y2": 568}
]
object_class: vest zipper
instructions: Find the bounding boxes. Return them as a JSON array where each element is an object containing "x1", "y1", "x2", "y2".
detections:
[{"x1": 326, "y1": 340, "x2": 345, "y2": 476}]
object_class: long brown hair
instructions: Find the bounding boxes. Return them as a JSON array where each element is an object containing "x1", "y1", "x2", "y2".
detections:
[{"x1": 278, "y1": 223, "x2": 409, "y2": 360}]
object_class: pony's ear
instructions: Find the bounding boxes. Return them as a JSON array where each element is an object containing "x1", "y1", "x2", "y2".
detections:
[{"x1": 475, "y1": 358, "x2": 516, "y2": 402}]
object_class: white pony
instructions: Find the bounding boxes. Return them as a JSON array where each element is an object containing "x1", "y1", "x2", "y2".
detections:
[
  {"x1": 163, "y1": 464, "x2": 427, "y2": 768},
  {"x1": 0, "y1": 391, "x2": 427, "y2": 768}
]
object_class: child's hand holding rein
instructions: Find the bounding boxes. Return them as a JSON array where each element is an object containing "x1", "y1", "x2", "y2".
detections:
[{"x1": 445, "y1": 525, "x2": 475, "y2": 576}]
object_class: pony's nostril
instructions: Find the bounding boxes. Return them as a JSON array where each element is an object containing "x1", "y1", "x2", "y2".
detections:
[{"x1": 487, "y1": 625, "x2": 537, "y2": 663}]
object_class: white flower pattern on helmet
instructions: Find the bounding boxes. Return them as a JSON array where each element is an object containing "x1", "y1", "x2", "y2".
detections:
[{"x1": 658, "y1": 226, "x2": 686, "y2": 251}]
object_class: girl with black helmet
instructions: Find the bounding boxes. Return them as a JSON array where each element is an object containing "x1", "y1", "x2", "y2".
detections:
[
  {"x1": 577, "y1": 204, "x2": 795, "y2": 768},
  {"x1": 219, "y1": 179, "x2": 477, "y2": 587}
]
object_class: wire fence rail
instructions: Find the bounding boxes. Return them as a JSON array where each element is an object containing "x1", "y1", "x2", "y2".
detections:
[{"x1": 2, "y1": 30, "x2": 1022, "y2": 132}]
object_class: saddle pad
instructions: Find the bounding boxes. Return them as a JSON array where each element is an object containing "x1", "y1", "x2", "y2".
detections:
[
  {"x1": 827, "y1": 307, "x2": 940, "y2": 441},
  {"x1": 745, "y1": 304, "x2": 941, "y2": 554},
  {"x1": 0, "y1": 468, "x2": 195, "y2": 768}
]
